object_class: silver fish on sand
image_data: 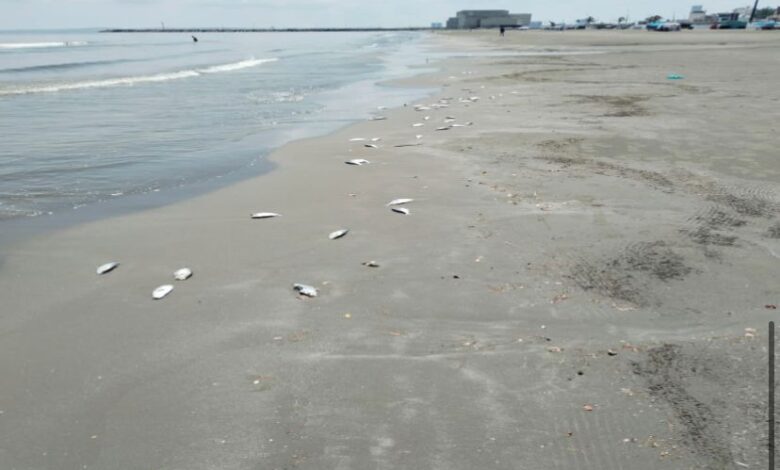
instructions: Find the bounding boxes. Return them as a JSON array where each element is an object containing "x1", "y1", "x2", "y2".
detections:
[
  {"x1": 345, "y1": 159, "x2": 370, "y2": 166},
  {"x1": 386, "y1": 198, "x2": 414, "y2": 206},
  {"x1": 412, "y1": 123, "x2": 424, "y2": 127},
  {"x1": 96, "y1": 262, "x2": 119, "y2": 275},
  {"x1": 173, "y1": 268, "x2": 192, "y2": 281},
  {"x1": 329, "y1": 229, "x2": 349, "y2": 240},
  {"x1": 370, "y1": 137, "x2": 381, "y2": 142},
  {"x1": 436, "y1": 126, "x2": 451, "y2": 131},
  {"x1": 362, "y1": 260, "x2": 380, "y2": 268},
  {"x1": 251, "y1": 212, "x2": 281, "y2": 219},
  {"x1": 349, "y1": 137, "x2": 367, "y2": 142},
  {"x1": 391, "y1": 207, "x2": 410, "y2": 215},
  {"x1": 293, "y1": 283, "x2": 318, "y2": 297},
  {"x1": 364, "y1": 144, "x2": 378, "y2": 148},
  {"x1": 153, "y1": 284, "x2": 174, "y2": 300},
  {"x1": 370, "y1": 116, "x2": 387, "y2": 121}
]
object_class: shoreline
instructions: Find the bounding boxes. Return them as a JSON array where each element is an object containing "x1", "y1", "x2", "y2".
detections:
[
  {"x1": 0, "y1": 33, "x2": 437, "y2": 247},
  {"x1": 1, "y1": 30, "x2": 779, "y2": 469}
]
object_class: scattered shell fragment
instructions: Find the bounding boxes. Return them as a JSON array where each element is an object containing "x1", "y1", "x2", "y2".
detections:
[
  {"x1": 251, "y1": 212, "x2": 281, "y2": 219},
  {"x1": 293, "y1": 283, "x2": 318, "y2": 297},
  {"x1": 391, "y1": 207, "x2": 410, "y2": 215},
  {"x1": 329, "y1": 229, "x2": 349, "y2": 240},
  {"x1": 173, "y1": 268, "x2": 192, "y2": 281},
  {"x1": 345, "y1": 159, "x2": 370, "y2": 166},
  {"x1": 96, "y1": 262, "x2": 119, "y2": 275},
  {"x1": 386, "y1": 198, "x2": 414, "y2": 206},
  {"x1": 362, "y1": 260, "x2": 380, "y2": 268},
  {"x1": 152, "y1": 284, "x2": 174, "y2": 300}
]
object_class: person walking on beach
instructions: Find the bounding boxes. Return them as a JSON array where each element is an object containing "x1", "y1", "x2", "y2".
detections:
[{"x1": 500, "y1": 26, "x2": 505, "y2": 36}]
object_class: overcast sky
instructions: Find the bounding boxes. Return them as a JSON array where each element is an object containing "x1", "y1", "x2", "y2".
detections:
[{"x1": 0, "y1": 0, "x2": 760, "y2": 29}]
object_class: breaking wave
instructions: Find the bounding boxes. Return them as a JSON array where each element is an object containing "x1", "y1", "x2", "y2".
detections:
[
  {"x1": 0, "y1": 57, "x2": 278, "y2": 96},
  {"x1": 0, "y1": 41, "x2": 88, "y2": 50}
]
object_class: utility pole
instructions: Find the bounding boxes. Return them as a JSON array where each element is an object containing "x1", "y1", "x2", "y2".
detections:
[{"x1": 749, "y1": 0, "x2": 760, "y2": 23}]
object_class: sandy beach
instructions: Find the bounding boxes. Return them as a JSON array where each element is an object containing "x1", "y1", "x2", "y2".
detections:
[{"x1": 2, "y1": 30, "x2": 780, "y2": 469}]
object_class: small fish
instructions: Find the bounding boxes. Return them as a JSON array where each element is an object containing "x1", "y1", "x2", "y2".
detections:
[
  {"x1": 386, "y1": 198, "x2": 414, "y2": 206},
  {"x1": 293, "y1": 283, "x2": 318, "y2": 297},
  {"x1": 423, "y1": 116, "x2": 430, "y2": 120},
  {"x1": 412, "y1": 123, "x2": 424, "y2": 127},
  {"x1": 416, "y1": 134, "x2": 423, "y2": 139},
  {"x1": 452, "y1": 123, "x2": 472, "y2": 127},
  {"x1": 173, "y1": 268, "x2": 192, "y2": 281},
  {"x1": 152, "y1": 284, "x2": 174, "y2": 300},
  {"x1": 329, "y1": 229, "x2": 349, "y2": 240},
  {"x1": 96, "y1": 262, "x2": 119, "y2": 275},
  {"x1": 370, "y1": 137, "x2": 381, "y2": 142},
  {"x1": 391, "y1": 207, "x2": 410, "y2": 215},
  {"x1": 345, "y1": 159, "x2": 370, "y2": 165},
  {"x1": 362, "y1": 260, "x2": 380, "y2": 268},
  {"x1": 370, "y1": 116, "x2": 387, "y2": 121},
  {"x1": 393, "y1": 143, "x2": 421, "y2": 148},
  {"x1": 251, "y1": 212, "x2": 281, "y2": 219},
  {"x1": 436, "y1": 126, "x2": 451, "y2": 131},
  {"x1": 349, "y1": 137, "x2": 367, "y2": 142},
  {"x1": 364, "y1": 144, "x2": 378, "y2": 148},
  {"x1": 415, "y1": 106, "x2": 431, "y2": 111}
]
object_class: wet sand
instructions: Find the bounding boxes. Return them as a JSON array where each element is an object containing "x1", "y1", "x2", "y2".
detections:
[{"x1": 1, "y1": 30, "x2": 779, "y2": 469}]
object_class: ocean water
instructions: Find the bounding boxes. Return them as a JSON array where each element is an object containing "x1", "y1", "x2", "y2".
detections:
[{"x1": 0, "y1": 30, "x2": 430, "y2": 223}]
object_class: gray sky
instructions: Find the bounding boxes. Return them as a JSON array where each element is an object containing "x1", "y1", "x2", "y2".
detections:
[{"x1": 0, "y1": 0, "x2": 759, "y2": 29}]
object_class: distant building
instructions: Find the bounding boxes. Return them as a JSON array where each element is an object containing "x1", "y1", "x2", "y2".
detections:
[
  {"x1": 689, "y1": 5, "x2": 708, "y2": 23},
  {"x1": 446, "y1": 10, "x2": 532, "y2": 29},
  {"x1": 431, "y1": 22, "x2": 443, "y2": 29}
]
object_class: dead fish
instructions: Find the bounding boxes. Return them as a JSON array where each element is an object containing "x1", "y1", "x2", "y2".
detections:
[
  {"x1": 251, "y1": 212, "x2": 281, "y2": 219},
  {"x1": 370, "y1": 116, "x2": 387, "y2": 121},
  {"x1": 345, "y1": 159, "x2": 370, "y2": 165},
  {"x1": 412, "y1": 123, "x2": 424, "y2": 127},
  {"x1": 452, "y1": 122, "x2": 473, "y2": 127},
  {"x1": 436, "y1": 126, "x2": 451, "y2": 131},
  {"x1": 386, "y1": 198, "x2": 414, "y2": 206},
  {"x1": 329, "y1": 229, "x2": 349, "y2": 240},
  {"x1": 96, "y1": 262, "x2": 119, "y2": 275},
  {"x1": 364, "y1": 144, "x2": 378, "y2": 148},
  {"x1": 423, "y1": 116, "x2": 431, "y2": 120},
  {"x1": 293, "y1": 283, "x2": 318, "y2": 297},
  {"x1": 362, "y1": 260, "x2": 380, "y2": 268},
  {"x1": 391, "y1": 207, "x2": 410, "y2": 215},
  {"x1": 393, "y1": 143, "x2": 421, "y2": 148},
  {"x1": 370, "y1": 137, "x2": 381, "y2": 142},
  {"x1": 349, "y1": 137, "x2": 367, "y2": 142},
  {"x1": 173, "y1": 268, "x2": 192, "y2": 281},
  {"x1": 415, "y1": 134, "x2": 423, "y2": 139},
  {"x1": 152, "y1": 284, "x2": 174, "y2": 300},
  {"x1": 414, "y1": 106, "x2": 431, "y2": 111}
]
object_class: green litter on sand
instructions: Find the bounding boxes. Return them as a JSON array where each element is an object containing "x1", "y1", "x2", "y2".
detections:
[{"x1": 667, "y1": 73, "x2": 684, "y2": 80}]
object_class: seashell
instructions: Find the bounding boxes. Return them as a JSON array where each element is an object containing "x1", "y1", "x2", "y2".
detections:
[
  {"x1": 293, "y1": 283, "x2": 318, "y2": 297},
  {"x1": 251, "y1": 212, "x2": 281, "y2": 219},
  {"x1": 391, "y1": 207, "x2": 410, "y2": 215},
  {"x1": 386, "y1": 198, "x2": 414, "y2": 206},
  {"x1": 96, "y1": 262, "x2": 119, "y2": 275},
  {"x1": 329, "y1": 229, "x2": 349, "y2": 240},
  {"x1": 153, "y1": 284, "x2": 174, "y2": 300},
  {"x1": 173, "y1": 268, "x2": 192, "y2": 281}
]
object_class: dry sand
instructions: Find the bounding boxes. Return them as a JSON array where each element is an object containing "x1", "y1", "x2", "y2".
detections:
[{"x1": 1, "y1": 30, "x2": 779, "y2": 469}]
